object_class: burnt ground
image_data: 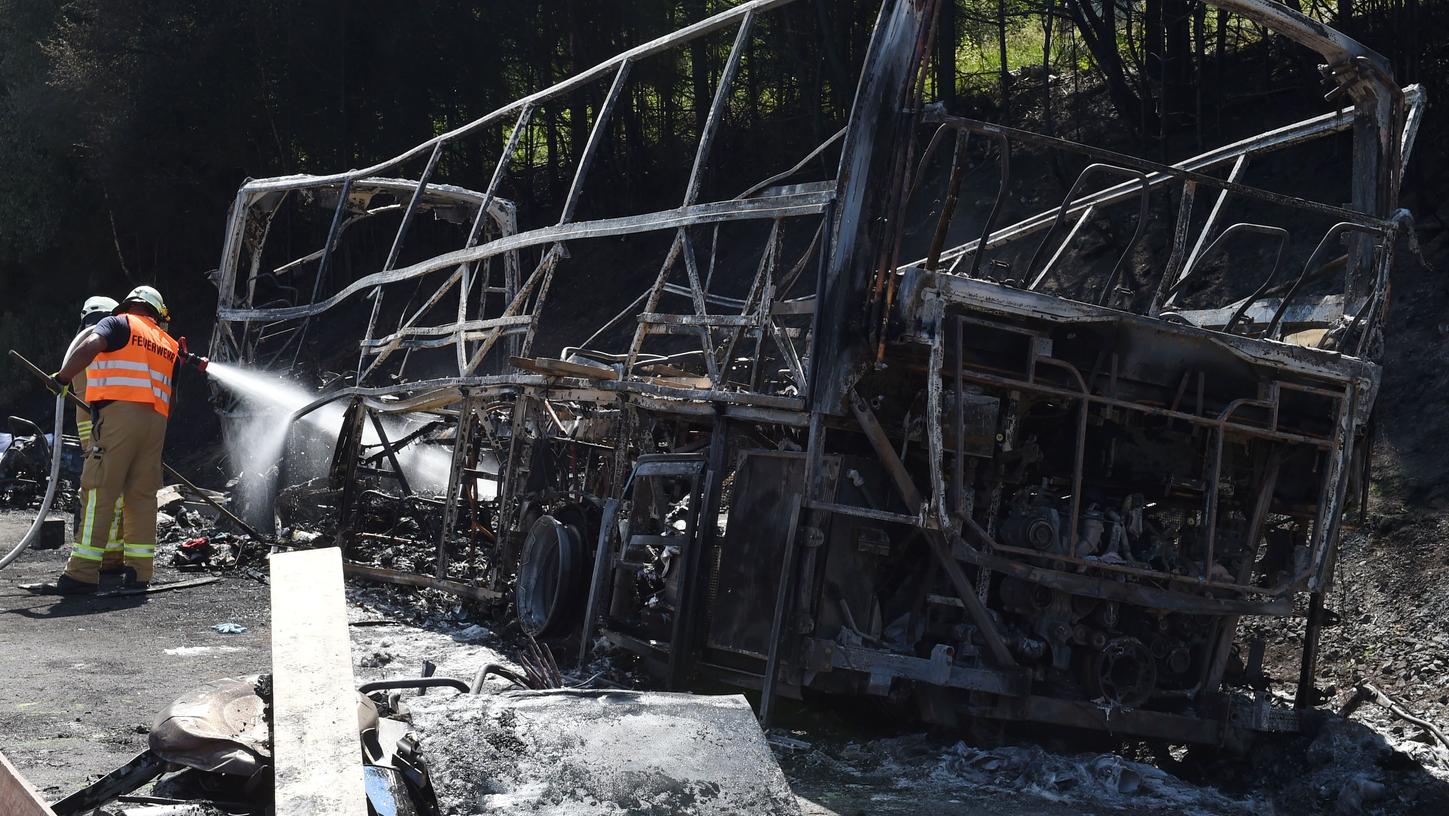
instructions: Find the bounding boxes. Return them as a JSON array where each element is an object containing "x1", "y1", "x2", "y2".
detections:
[
  {"x1": 1, "y1": 510, "x2": 1079, "y2": 816},
  {"x1": 0, "y1": 510, "x2": 1283, "y2": 815},
  {"x1": 0, "y1": 510, "x2": 272, "y2": 797},
  {"x1": 2, "y1": 504, "x2": 1443, "y2": 816},
  {"x1": 1311, "y1": 222, "x2": 1449, "y2": 726}
]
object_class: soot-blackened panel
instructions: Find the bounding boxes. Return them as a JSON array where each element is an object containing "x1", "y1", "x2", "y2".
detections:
[{"x1": 706, "y1": 450, "x2": 808, "y2": 658}]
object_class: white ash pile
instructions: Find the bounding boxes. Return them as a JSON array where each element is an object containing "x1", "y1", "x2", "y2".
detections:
[{"x1": 778, "y1": 733, "x2": 1259, "y2": 816}]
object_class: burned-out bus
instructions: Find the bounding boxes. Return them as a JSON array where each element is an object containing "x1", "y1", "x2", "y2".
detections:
[{"x1": 209, "y1": 0, "x2": 1422, "y2": 747}]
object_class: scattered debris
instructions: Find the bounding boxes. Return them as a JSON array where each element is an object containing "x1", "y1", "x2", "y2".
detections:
[
  {"x1": 0, "y1": 421, "x2": 80, "y2": 514},
  {"x1": 942, "y1": 742, "x2": 1249, "y2": 807},
  {"x1": 155, "y1": 485, "x2": 186, "y2": 512},
  {"x1": 766, "y1": 732, "x2": 813, "y2": 752},
  {"x1": 211, "y1": 623, "x2": 248, "y2": 635},
  {"x1": 781, "y1": 734, "x2": 1262, "y2": 815},
  {"x1": 1343, "y1": 682, "x2": 1449, "y2": 752},
  {"x1": 172, "y1": 537, "x2": 211, "y2": 571},
  {"x1": 37, "y1": 548, "x2": 802, "y2": 816},
  {"x1": 161, "y1": 646, "x2": 247, "y2": 657}
]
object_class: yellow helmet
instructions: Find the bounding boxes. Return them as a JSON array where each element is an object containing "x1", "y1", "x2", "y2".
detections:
[{"x1": 118, "y1": 285, "x2": 170, "y2": 322}]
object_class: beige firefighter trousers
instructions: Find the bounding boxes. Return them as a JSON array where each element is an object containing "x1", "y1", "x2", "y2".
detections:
[
  {"x1": 63, "y1": 400, "x2": 166, "y2": 584},
  {"x1": 74, "y1": 370, "x2": 125, "y2": 571}
]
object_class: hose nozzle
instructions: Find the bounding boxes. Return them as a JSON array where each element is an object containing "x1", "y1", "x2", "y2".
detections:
[
  {"x1": 183, "y1": 351, "x2": 210, "y2": 374},
  {"x1": 177, "y1": 337, "x2": 209, "y2": 374}
]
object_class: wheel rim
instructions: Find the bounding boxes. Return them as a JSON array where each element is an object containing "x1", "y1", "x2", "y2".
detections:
[{"x1": 516, "y1": 515, "x2": 584, "y2": 637}]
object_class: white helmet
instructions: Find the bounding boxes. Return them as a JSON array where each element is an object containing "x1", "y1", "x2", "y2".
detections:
[
  {"x1": 81, "y1": 295, "x2": 119, "y2": 322},
  {"x1": 119, "y1": 285, "x2": 170, "y2": 322}
]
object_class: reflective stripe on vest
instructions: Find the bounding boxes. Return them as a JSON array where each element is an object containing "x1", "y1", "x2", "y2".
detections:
[{"x1": 84, "y1": 314, "x2": 178, "y2": 417}]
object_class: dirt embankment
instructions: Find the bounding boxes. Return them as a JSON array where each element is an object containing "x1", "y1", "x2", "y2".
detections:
[{"x1": 1302, "y1": 214, "x2": 1449, "y2": 725}]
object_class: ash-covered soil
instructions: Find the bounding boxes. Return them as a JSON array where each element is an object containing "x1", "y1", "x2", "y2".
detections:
[
  {"x1": 1309, "y1": 220, "x2": 1449, "y2": 731},
  {"x1": 4, "y1": 508, "x2": 1446, "y2": 815},
  {"x1": 0, "y1": 510, "x2": 272, "y2": 797}
]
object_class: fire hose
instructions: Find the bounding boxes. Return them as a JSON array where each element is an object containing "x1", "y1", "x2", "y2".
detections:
[
  {"x1": 0, "y1": 334, "x2": 90, "y2": 569},
  {"x1": 2, "y1": 346, "x2": 264, "y2": 572}
]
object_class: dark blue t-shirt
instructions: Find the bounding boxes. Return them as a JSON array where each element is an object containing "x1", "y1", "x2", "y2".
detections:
[{"x1": 90, "y1": 315, "x2": 132, "y2": 353}]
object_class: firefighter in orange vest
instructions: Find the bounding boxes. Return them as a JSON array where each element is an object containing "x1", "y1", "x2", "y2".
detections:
[
  {"x1": 33, "y1": 286, "x2": 178, "y2": 595},
  {"x1": 72, "y1": 295, "x2": 127, "y2": 575}
]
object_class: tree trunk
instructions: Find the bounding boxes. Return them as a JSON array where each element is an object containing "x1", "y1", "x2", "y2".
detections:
[
  {"x1": 997, "y1": 0, "x2": 1011, "y2": 117},
  {"x1": 685, "y1": 0, "x2": 710, "y2": 137},
  {"x1": 1065, "y1": 0, "x2": 1149, "y2": 135},
  {"x1": 567, "y1": 0, "x2": 589, "y2": 172},
  {"x1": 1043, "y1": 0, "x2": 1067, "y2": 186},
  {"x1": 1193, "y1": 1, "x2": 1207, "y2": 149},
  {"x1": 1146, "y1": 0, "x2": 1164, "y2": 90},
  {"x1": 813, "y1": 0, "x2": 851, "y2": 112},
  {"x1": 338, "y1": 1, "x2": 349, "y2": 166},
  {"x1": 1042, "y1": 0, "x2": 1054, "y2": 135},
  {"x1": 936, "y1": 0, "x2": 957, "y2": 110},
  {"x1": 1404, "y1": 0, "x2": 1419, "y2": 82},
  {"x1": 1165, "y1": 0, "x2": 1192, "y2": 128},
  {"x1": 1215, "y1": 6, "x2": 1227, "y2": 135},
  {"x1": 1145, "y1": 0, "x2": 1164, "y2": 148}
]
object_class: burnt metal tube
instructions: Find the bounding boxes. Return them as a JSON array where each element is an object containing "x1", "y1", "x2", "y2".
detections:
[
  {"x1": 471, "y1": 663, "x2": 532, "y2": 693},
  {"x1": 358, "y1": 677, "x2": 470, "y2": 694}
]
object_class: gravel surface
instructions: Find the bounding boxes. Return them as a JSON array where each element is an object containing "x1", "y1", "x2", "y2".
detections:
[{"x1": 0, "y1": 509, "x2": 271, "y2": 798}]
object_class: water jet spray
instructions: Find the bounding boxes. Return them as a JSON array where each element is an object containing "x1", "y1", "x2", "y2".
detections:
[{"x1": 203, "y1": 361, "x2": 459, "y2": 536}]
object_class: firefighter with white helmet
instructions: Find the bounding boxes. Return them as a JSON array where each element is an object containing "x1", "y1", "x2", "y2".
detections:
[
  {"x1": 74, "y1": 295, "x2": 119, "y2": 446},
  {"x1": 32, "y1": 285, "x2": 178, "y2": 594},
  {"x1": 72, "y1": 295, "x2": 126, "y2": 575}
]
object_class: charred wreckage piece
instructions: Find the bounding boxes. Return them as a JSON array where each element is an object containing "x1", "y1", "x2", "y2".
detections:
[{"x1": 208, "y1": 0, "x2": 1423, "y2": 749}]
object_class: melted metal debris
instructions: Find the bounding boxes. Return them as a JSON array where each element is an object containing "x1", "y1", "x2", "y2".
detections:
[{"x1": 409, "y1": 689, "x2": 801, "y2": 816}]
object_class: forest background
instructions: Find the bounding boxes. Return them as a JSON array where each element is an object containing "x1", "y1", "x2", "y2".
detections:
[{"x1": 0, "y1": 0, "x2": 1442, "y2": 413}]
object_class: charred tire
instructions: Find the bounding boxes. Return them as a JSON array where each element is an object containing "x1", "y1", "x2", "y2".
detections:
[{"x1": 515, "y1": 514, "x2": 586, "y2": 638}]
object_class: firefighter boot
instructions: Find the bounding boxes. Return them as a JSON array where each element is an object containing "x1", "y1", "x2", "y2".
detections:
[
  {"x1": 26, "y1": 574, "x2": 98, "y2": 596},
  {"x1": 119, "y1": 565, "x2": 148, "y2": 592}
]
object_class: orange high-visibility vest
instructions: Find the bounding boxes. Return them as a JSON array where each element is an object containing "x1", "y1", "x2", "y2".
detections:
[{"x1": 84, "y1": 314, "x2": 179, "y2": 418}]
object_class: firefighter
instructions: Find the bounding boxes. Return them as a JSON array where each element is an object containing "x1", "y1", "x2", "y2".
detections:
[
  {"x1": 32, "y1": 286, "x2": 178, "y2": 595},
  {"x1": 72, "y1": 295, "x2": 127, "y2": 576}
]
